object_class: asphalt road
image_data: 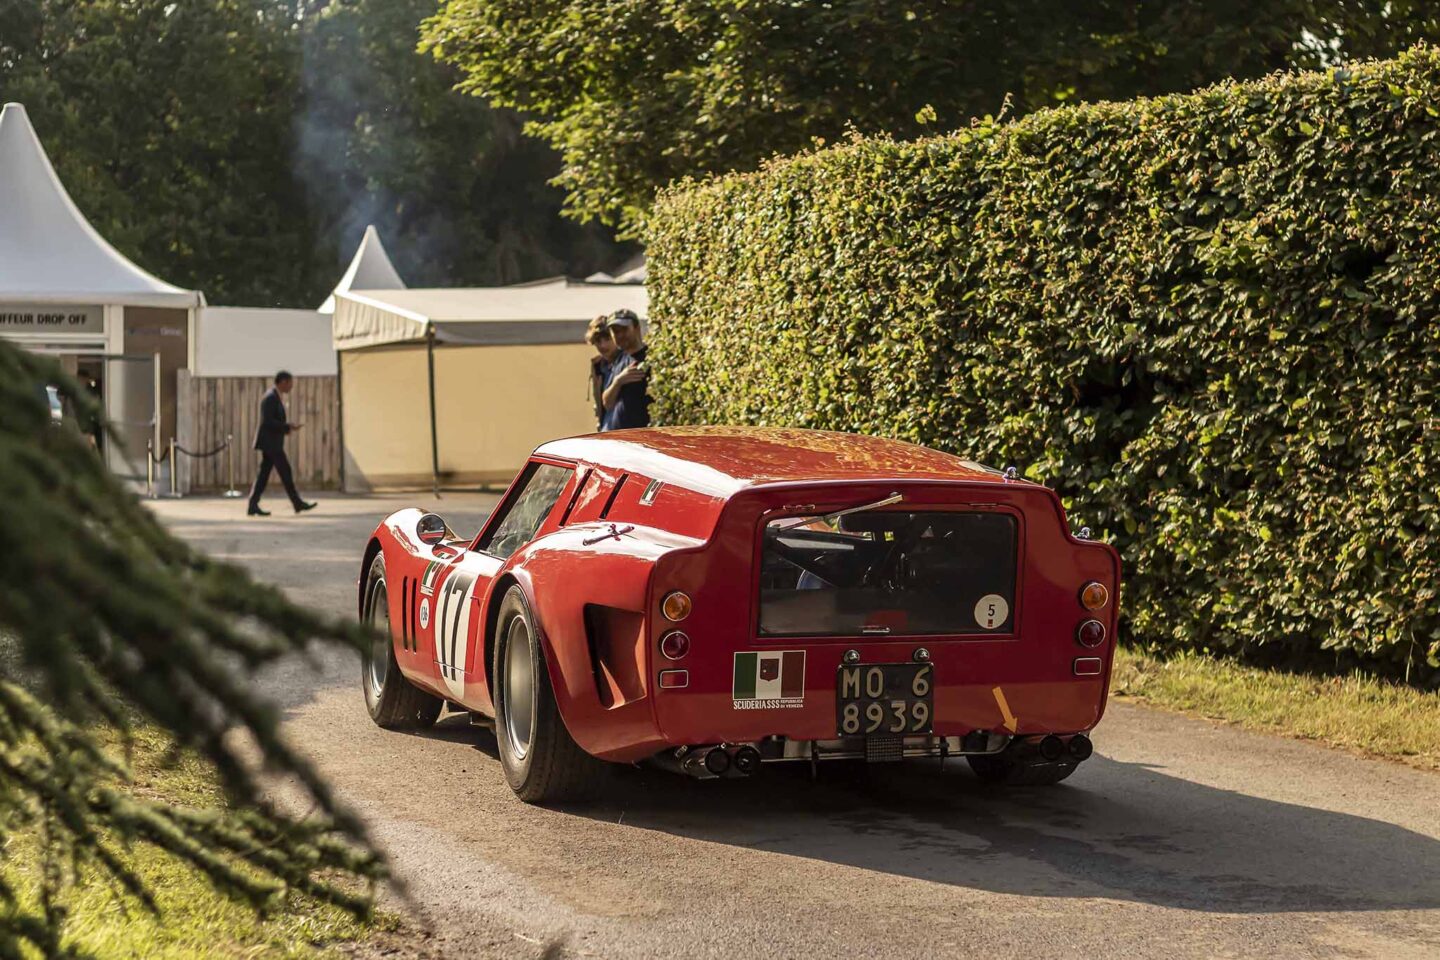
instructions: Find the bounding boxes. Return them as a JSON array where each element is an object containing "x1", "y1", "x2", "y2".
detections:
[{"x1": 152, "y1": 494, "x2": 1440, "y2": 960}]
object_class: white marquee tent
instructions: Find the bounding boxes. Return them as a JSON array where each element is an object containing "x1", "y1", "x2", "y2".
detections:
[
  {"x1": 319, "y1": 224, "x2": 406, "y2": 314},
  {"x1": 0, "y1": 102, "x2": 198, "y2": 308},
  {"x1": 0, "y1": 101, "x2": 201, "y2": 477}
]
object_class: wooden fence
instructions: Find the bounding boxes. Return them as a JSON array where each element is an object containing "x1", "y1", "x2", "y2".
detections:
[{"x1": 175, "y1": 371, "x2": 341, "y2": 492}]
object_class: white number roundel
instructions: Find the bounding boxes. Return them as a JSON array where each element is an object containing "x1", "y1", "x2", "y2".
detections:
[
  {"x1": 974, "y1": 594, "x2": 1008, "y2": 630},
  {"x1": 418, "y1": 598, "x2": 430, "y2": 630}
]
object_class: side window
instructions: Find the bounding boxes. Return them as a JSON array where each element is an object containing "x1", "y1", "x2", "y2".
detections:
[{"x1": 477, "y1": 463, "x2": 573, "y2": 560}]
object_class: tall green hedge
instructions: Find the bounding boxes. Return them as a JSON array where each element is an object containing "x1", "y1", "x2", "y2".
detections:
[{"x1": 648, "y1": 46, "x2": 1440, "y2": 682}]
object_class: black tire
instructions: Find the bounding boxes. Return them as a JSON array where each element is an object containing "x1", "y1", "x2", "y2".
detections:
[
  {"x1": 492, "y1": 585, "x2": 608, "y2": 803},
  {"x1": 361, "y1": 554, "x2": 443, "y2": 730},
  {"x1": 967, "y1": 753, "x2": 1078, "y2": 786}
]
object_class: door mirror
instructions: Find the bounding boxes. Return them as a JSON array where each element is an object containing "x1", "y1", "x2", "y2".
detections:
[{"x1": 417, "y1": 513, "x2": 451, "y2": 546}]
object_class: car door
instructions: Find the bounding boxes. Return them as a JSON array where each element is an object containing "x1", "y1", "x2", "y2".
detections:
[{"x1": 425, "y1": 458, "x2": 578, "y2": 709}]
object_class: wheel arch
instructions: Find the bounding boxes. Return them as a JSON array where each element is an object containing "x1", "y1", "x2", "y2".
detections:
[
  {"x1": 358, "y1": 536, "x2": 383, "y2": 620},
  {"x1": 483, "y1": 572, "x2": 524, "y2": 702},
  {"x1": 482, "y1": 568, "x2": 600, "y2": 748}
]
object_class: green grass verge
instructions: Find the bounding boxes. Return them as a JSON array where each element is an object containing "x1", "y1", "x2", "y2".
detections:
[
  {"x1": 1111, "y1": 647, "x2": 1440, "y2": 772},
  {"x1": 2, "y1": 724, "x2": 384, "y2": 959}
]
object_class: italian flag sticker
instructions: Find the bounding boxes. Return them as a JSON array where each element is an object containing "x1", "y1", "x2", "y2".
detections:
[{"x1": 733, "y1": 651, "x2": 805, "y2": 709}]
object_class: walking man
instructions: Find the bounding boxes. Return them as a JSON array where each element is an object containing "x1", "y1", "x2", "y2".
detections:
[
  {"x1": 600, "y1": 309, "x2": 650, "y2": 431},
  {"x1": 248, "y1": 371, "x2": 316, "y2": 516}
]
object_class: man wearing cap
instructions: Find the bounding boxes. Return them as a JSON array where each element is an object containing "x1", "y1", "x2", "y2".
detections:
[{"x1": 600, "y1": 309, "x2": 650, "y2": 431}]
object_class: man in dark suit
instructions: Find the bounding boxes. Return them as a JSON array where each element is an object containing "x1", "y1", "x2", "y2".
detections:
[{"x1": 248, "y1": 371, "x2": 316, "y2": 516}]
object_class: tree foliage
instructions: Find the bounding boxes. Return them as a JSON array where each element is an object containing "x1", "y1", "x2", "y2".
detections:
[
  {"x1": 296, "y1": 0, "x2": 627, "y2": 293},
  {"x1": 0, "y1": 0, "x2": 629, "y2": 306},
  {"x1": 423, "y1": 0, "x2": 1440, "y2": 236},
  {"x1": 0, "y1": 341, "x2": 383, "y2": 958},
  {"x1": 647, "y1": 46, "x2": 1440, "y2": 683},
  {"x1": 0, "y1": 0, "x2": 318, "y2": 306}
]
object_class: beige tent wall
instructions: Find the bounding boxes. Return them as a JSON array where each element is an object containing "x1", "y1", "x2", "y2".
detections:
[
  {"x1": 341, "y1": 341, "x2": 597, "y2": 491},
  {"x1": 341, "y1": 344, "x2": 432, "y2": 490}
]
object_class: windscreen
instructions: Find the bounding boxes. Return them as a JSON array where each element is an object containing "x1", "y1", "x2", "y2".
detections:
[{"x1": 759, "y1": 510, "x2": 1018, "y2": 637}]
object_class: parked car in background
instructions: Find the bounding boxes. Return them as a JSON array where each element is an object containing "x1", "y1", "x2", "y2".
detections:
[{"x1": 357, "y1": 427, "x2": 1120, "y2": 802}]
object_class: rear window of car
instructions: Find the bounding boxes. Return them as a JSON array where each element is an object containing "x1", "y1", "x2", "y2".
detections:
[
  {"x1": 477, "y1": 462, "x2": 572, "y2": 560},
  {"x1": 758, "y1": 510, "x2": 1018, "y2": 637}
]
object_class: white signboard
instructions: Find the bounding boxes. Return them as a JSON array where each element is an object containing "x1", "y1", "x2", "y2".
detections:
[{"x1": 0, "y1": 304, "x2": 104, "y2": 335}]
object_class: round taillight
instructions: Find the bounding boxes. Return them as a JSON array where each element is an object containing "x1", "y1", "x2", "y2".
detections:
[
  {"x1": 659, "y1": 630, "x2": 691, "y2": 660},
  {"x1": 661, "y1": 591, "x2": 692, "y2": 621},
  {"x1": 1079, "y1": 581, "x2": 1109, "y2": 611},
  {"x1": 1076, "y1": 619, "x2": 1106, "y2": 648}
]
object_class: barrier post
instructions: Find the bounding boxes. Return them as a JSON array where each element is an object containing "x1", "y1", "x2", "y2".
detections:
[
  {"x1": 169, "y1": 437, "x2": 179, "y2": 498},
  {"x1": 146, "y1": 439, "x2": 155, "y2": 499},
  {"x1": 224, "y1": 434, "x2": 242, "y2": 498}
]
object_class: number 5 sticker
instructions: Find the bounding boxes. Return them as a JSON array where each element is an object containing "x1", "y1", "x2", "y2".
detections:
[{"x1": 974, "y1": 594, "x2": 1009, "y2": 629}]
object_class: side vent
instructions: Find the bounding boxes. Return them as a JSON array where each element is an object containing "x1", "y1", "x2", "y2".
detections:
[
  {"x1": 599, "y1": 473, "x2": 628, "y2": 519},
  {"x1": 583, "y1": 603, "x2": 647, "y2": 709},
  {"x1": 409, "y1": 577, "x2": 420, "y2": 650},
  {"x1": 399, "y1": 577, "x2": 412, "y2": 651}
]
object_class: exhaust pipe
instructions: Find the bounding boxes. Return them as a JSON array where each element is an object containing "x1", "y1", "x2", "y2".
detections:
[
  {"x1": 1038, "y1": 734, "x2": 1066, "y2": 762},
  {"x1": 1068, "y1": 734, "x2": 1093, "y2": 761},
  {"x1": 731, "y1": 745, "x2": 762, "y2": 776},
  {"x1": 700, "y1": 747, "x2": 731, "y2": 777},
  {"x1": 655, "y1": 744, "x2": 763, "y2": 779},
  {"x1": 654, "y1": 745, "x2": 732, "y2": 779}
]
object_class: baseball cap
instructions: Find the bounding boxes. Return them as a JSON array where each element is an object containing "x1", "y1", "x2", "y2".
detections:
[{"x1": 605, "y1": 308, "x2": 639, "y2": 329}]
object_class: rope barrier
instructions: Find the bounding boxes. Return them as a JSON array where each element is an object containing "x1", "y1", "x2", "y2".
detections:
[
  {"x1": 174, "y1": 440, "x2": 230, "y2": 459},
  {"x1": 147, "y1": 436, "x2": 236, "y2": 499}
]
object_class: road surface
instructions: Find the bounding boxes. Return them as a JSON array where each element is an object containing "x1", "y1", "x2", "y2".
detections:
[{"x1": 152, "y1": 494, "x2": 1440, "y2": 960}]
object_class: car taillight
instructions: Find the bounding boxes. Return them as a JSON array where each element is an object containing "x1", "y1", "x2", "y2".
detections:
[
  {"x1": 1076, "y1": 619, "x2": 1106, "y2": 648},
  {"x1": 659, "y1": 630, "x2": 691, "y2": 660},
  {"x1": 661, "y1": 591, "x2": 692, "y2": 621},
  {"x1": 1079, "y1": 581, "x2": 1109, "y2": 611}
]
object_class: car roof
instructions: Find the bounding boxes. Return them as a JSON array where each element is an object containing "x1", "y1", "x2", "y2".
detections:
[{"x1": 536, "y1": 426, "x2": 1009, "y2": 499}]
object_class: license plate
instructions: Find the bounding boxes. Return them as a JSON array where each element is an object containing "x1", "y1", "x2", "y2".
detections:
[{"x1": 836, "y1": 663, "x2": 933, "y2": 736}]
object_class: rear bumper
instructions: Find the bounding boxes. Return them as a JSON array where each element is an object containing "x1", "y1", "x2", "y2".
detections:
[{"x1": 651, "y1": 640, "x2": 1112, "y2": 749}]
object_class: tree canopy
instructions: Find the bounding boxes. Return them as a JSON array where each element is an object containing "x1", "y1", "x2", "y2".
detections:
[
  {"x1": 422, "y1": 0, "x2": 1440, "y2": 236},
  {"x1": 296, "y1": 0, "x2": 626, "y2": 293},
  {"x1": 0, "y1": 0, "x2": 629, "y2": 306}
]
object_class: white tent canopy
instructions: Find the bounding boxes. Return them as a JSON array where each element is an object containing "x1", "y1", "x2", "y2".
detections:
[
  {"x1": 318, "y1": 225, "x2": 405, "y2": 314},
  {"x1": 0, "y1": 102, "x2": 198, "y2": 307},
  {"x1": 332, "y1": 281, "x2": 649, "y2": 351}
]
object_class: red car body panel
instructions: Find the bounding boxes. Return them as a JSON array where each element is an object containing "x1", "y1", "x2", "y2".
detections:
[{"x1": 360, "y1": 427, "x2": 1121, "y2": 763}]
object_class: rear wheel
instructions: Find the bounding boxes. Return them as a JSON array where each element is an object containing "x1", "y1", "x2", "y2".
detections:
[
  {"x1": 493, "y1": 585, "x2": 608, "y2": 803},
  {"x1": 361, "y1": 554, "x2": 442, "y2": 729}
]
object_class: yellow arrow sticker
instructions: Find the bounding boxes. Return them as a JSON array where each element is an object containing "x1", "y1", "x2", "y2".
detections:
[{"x1": 992, "y1": 686, "x2": 1018, "y2": 733}]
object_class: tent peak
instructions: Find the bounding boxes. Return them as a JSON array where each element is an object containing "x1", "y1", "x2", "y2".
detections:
[
  {"x1": 319, "y1": 224, "x2": 406, "y2": 313},
  {"x1": 0, "y1": 101, "x2": 197, "y2": 305}
]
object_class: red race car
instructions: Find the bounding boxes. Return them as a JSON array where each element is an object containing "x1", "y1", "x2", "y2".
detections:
[{"x1": 358, "y1": 427, "x2": 1120, "y2": 802}]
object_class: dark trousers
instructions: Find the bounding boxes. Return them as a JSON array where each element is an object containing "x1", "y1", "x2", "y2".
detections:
[{"x1": 250, "y1": 450, "x2": 303, "y2": 508}]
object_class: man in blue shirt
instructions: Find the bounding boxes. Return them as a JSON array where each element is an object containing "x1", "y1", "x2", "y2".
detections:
[{"x1": 600, "y1": 309, "x2": 650, "y2": 431}]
